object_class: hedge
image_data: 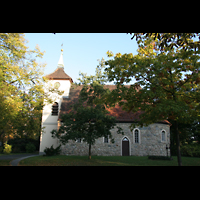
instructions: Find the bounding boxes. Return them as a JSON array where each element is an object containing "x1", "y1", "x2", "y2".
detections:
[{"x1": 181, "y1": 144, "x2": 200, "y2": 157}]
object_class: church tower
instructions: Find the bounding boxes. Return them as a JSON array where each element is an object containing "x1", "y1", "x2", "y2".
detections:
[{"x1": 39, "y1": 48, "x2": 73, "y2": 155}]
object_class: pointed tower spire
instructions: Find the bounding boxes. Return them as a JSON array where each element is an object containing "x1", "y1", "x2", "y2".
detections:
[{"x1": 57, "y1": 45, "x2": 64, "y2": 68}]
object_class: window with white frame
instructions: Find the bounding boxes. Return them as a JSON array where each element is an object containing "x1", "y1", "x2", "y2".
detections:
[
  {"x1": 161, "y1": 130, "x2": 166, "y2": 142},
  {"x1": 76, "y1": 138, "x2": 82, "y2": 143},
  {"x1": 104, "y1": 135, "x2": 109, "y2": 143},
  {"x1": 133, "y1": 128, "x2": 140, "y2": 144}
]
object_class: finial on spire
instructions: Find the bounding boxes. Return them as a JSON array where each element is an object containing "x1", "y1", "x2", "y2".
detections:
[{"x1": 57, "y1": 44, "x2": 64, "y2": 68}]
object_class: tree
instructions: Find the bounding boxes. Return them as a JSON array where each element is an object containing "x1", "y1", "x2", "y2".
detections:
[
  {"x1": 52, "y1": 64, "x2": 123, "y2": 159},
  {"x1": 169, "y1": 118, "x2": 200, "y2": 156},
  {"x1": 105, "y1": 36, "x2": 200, "y2": 166},
  {"x1": 11, "y1": 91, "x2": 43, "y2": 139},
  {"x1": 128, "y1": 33, "x2": 200, "y2": 51},
  {"x1": 0, "y1": 33, "x2": 63, "y2": 144},
  {"x1": 52, "y1": 102, "x2": 121, "y2": 159}
]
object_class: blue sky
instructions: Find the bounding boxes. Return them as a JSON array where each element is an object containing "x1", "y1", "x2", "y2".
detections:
[{"x1": 24, "y1": 33, "x2": 138, "y2": 84}]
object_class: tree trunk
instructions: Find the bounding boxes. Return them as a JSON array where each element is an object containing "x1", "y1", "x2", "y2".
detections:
[
  {"x1": 88, "y1": 143, "x2": 91, "y2": 159},
  {"x1": 175, "y1": 121, "x2": 182, "y2": 166}
]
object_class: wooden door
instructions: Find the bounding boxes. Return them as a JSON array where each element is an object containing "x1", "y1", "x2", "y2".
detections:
[{"x1": 122, "y1": 137, "x2": 130, "y2": 156}]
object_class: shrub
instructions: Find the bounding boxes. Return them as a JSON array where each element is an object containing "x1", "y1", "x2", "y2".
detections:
[
  {"x1": 181, "y1": 144, "x2": 200, "y2": 157},
  {"x1": 3, "y1": 142, "x2": 12, "y2": 154},
  {"x1": 0, "y1": 147, "x2": 3, "y2": 153},
  {"x1": 44, "y1": 145, "x2": 61, "y2": 156},
  {"x1": 26, "y1": 143, "x2": 36, "y2": 153},
  {"x1": 12, "y1": 146, "x2": 21, "y2": 153},
  {"x1": 8, "y1": 137, "x2": 40, "y2": 153}
]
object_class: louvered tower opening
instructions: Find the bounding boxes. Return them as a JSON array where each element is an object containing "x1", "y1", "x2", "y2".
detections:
[{"x1": 52, "y1": 102, "x2": 58, "y2": 116}]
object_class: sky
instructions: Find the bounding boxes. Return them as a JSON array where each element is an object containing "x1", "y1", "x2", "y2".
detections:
[{"x1": 24, "y1": 33, "x2": 138, "y2": 84}]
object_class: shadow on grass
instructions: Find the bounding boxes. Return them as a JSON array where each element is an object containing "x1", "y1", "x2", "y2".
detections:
[{"x1": 18, "y1": 155, "x2": 200, "y2": 166}]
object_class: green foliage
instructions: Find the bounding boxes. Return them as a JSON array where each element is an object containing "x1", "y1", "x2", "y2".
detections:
[
  {"x1": 78, "y1": 57, "x2": 109, "y2": 85},
  {"x1": 51, "y1": 100, "x2": 123, "y2": 159},
  {"x1": 52, "y1": 64, "x2": 124, "y2": 159},
  {"x1": 8, "y1": 137, "x2": 40, "y2": 153},
  {"x1": 0, "y1": 33, "x2": 45, "y2": 141},
  {"x1": 105, "y1": 36, "x2": 200, "y2": 127},
  {"x1": 105, "y1": 33, "x2": 200, "y2": 166},
  {"x1": 44, "y1": 145, "x2": 61, "y2": 156},
  {"x1": 0, "y1": 33, "x2": 63, "y2": 143},
  {"x1": 53, "y1": 103, "x2": 118, "y2": 144},
  {"x1": 181, "y1": 144, "x2": 200, "y2": 157},
  {"x1": 128, "y1": 33, "x2": 200, "y2": 51},
  {"x1": 3, "y1": 142, "x2": 12, "y2": 154},
  {"x1": 25, "y1": 143, "x2": 36, "y2": 153},
  {"x1": 169, "y1": 119, "x2": 200, "y2": 157}
]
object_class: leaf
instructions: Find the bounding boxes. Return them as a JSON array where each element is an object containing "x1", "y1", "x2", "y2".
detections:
[
  {"x1": 0, "y1": 33, "x2": 48, "y2": 140},
  {"x1": 105, "y1": 34, "x2": 200, "y2": 128}
]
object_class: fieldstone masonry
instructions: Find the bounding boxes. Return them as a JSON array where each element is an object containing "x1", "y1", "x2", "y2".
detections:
[{"x1": 60, "y1": 122, "x2": 170, "y2": 156}]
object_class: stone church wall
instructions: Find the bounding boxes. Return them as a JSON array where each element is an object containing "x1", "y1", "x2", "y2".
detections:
[{"x1": 60, "y1": 123, "x2": 170, "y2": 156}]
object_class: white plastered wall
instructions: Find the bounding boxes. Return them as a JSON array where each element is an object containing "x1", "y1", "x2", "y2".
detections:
[{"x1": 39, "y1": 79, "x2": 71, "y2": 155}]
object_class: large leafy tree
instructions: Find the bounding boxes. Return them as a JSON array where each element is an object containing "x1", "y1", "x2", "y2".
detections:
[
  {"x1": 0, "y1": 33, "x2": 62, "y2": 144},
  {"x1": 128, "y1": 33, "x2": 200, "y2": 51},
  {"x1": 52, "y1": 65, "x2": 123, "y2": 159},
  {"x1": 52, "y1": 102, "x2": 120, "y2": 159},
  {"x1": 0, "y1": 33, "x2": 44, "y2": 142},
  {"x1": 105, "y1": 35, "x2": 200, "y2": 166}
]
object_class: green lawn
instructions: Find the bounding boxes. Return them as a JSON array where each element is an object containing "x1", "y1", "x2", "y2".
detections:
[
  {"x1": 0, "y1": 152, "x2": 39, "y2": 166},
  {"x1": 0, "y1": 160, "x2": 12, "y2": 166},
  {"x1": 19, "y1": 155, "x2": 200, "y2": 166},
  {"x1": 0, "y1": 152, "x2": 39, "y2": 156}
]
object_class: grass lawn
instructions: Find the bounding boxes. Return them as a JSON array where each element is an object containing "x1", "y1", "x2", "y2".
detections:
[
  {"x1": 0, "y1": 152, "x2": 39, "y2": 156},
  {"x1": 0, "y1": 160, "x2": 12, "y2": 166},
  {"x1": 0, "y1": 152, "x2": 39, "y2": 166},
  {"x1": 19, "y1": 155, "x2": 200, "y2": 166}
]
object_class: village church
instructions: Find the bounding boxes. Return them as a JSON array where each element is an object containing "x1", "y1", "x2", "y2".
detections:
[{"x1": 39, "y1": 49, "x2": 171, "y2": 156}]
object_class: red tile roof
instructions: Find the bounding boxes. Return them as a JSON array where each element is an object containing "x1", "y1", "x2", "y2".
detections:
[
  {"x1": 59, "y1": 84, "x2": 171, "y2": 125},
  {"x1": 106, "y1": 104, "x2": 144, "y2": 122},
  {"x1": 59, "y1": 85, "x2": 83, "y2": 117}
]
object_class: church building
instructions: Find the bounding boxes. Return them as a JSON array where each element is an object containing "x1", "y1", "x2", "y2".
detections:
[{"x1": 39, "y1": 49, "x2": 171, "y2": 156}]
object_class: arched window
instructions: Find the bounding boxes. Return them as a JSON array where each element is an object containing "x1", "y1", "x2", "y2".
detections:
[
  {"x1": 161, "y1": 130, "x2": 166, "y2": 142},
  {"x1": 104, "y1": 135, "x2": 109, "y2": 143},
  {"x1": 52, "y1": 102, "x2": 58, "y2": 116},
  {"x1": 76, "y1": 138, "x2": 82, "y2": 143},
  {"x1": 133, "y1": 128, "x2": 140, "y2": 144}
]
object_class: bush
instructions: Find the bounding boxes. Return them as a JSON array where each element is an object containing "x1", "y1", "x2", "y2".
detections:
[
  {"x1": 181, "y1": 144, "x2": 200, "y2": 157},
  {"x1": 44, "y1": 145, "x2": 61, "y2": 156},
  {"x1": 0, "y1": 147, "x2": 3, "y2": 153},
  {"x1": 7, "y1": 137, "x2": 40, "y2": 153},
  {"x1": 26, "y1": 143, "x2": 36, "y2": 153},
  {"x1": 3, "y1": 142, "x2": 12, "y2": 154}
]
